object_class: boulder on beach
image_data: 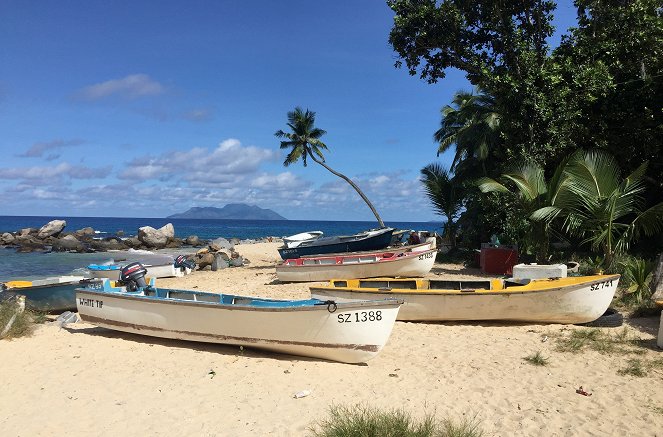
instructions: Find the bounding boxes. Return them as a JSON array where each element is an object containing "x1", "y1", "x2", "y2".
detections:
[
  {"x1": 19, "y1": 228, "x2": 37, "y2": 237},
  {"x1": 37, "y1": 220, "x2": 66, "y2": 239},
  {"x1": 74, "y1": 227, "x2": 96, "y2": 239},
  {"x1": 159, "y1": 223, "x2": 175, "y2": 239},
  {"x1": 52, "y1": 235, "x2": 84, "y2": 252},
  {"x1": 89, "y1": 238, "x2": 128, "y2": 251},
  {"x1": 185, "y1": 235, "x2": 201, "y2": 246},
  {"x1": 14, "y1": 235, "x2": 47, "y2": 252},
  {"x1": 210, "y1": 237, "x2": 232, "y2": 250},
  {"x1": 1, "y1": 232, "x2": 15, "y2": 245},
  {"x1": 138, "y1": 226, "x2": 169, "y2": 248}
]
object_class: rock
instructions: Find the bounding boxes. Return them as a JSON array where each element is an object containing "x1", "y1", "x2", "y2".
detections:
[
  {"x1": 208, "y1": 243, "x2": 221, "y2": 252},
  {"x1": 165, "y1": 238, "x2": 183, "y2": 249},
  {"x1": 185, "y1": 235, "x2": 201, "y2": 246},
  {"x1": 210, "y1": 237, "x2": 232, "y2": 250},
  {"x1": 123, "y1": 237, "x2": 142, "y2": 248},
  {"x1": 159, "y1": 223, "x2": 175, "y2": 239},
  {"x1": 1, "y1": 232, "x2": 15, "y2": 244},
  {"x1": 14, "y1": 235, "x2": 47, "y2": 252},
  {"x1": 229, "y1": 256, "x2": 244, "y2": 267},
  {"x1": 212, "y1": 252, "x2": 230, "y2": 271},
  {"x1": 89, "y1": 239, "x2": 128, "y2": 251},
  {"x1": 37, "y1": 220, "x2": 66, "y2": 239},
  {"x1": 74, "y1": 227, "x2": 96, "y2": 240},
  {"x1": 52, "y1": 235, "x2": 84, "y2": 252},
  {"x1": 19, "y1": 227, "x2": 37, "y2": 237},
  {"x1": 195, "y1": 253, "x2": 215, "y2": 270},
  {"x1": 138, "y1": 226, "x2": 168, "y2": 248},
  {"x1": 116, "y1": 230, "x2": 124, "y2": 237},
  {"x1": 196, "y1": 247, "x2": 210, "y2": 255},
  {"x1": 229, "y1": 238, "x2": 241, "y2": 246}
]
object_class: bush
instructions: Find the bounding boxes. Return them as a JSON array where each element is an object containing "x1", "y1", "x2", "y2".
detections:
[
  {"x1": 0, "y1": 298, "x2": 41, "y2": 339},
  {"x1": 309, "y1": 404, "x2": 483, "y2": 437}
]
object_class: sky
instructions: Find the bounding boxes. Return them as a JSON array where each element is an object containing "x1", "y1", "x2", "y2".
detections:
[{"x1": 0, "y1": 0, "x2": 577, "y2": 221}]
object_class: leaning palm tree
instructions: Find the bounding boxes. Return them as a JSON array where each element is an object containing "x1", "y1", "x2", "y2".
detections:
[
  {"x1": 435, "y1": 89, "x2": 501, "y2": 176},
  {"x1": 275, "y1": 107, "x2": 385, "y2": 228},
  {"x1": 420, "y1": 163, "x2": 465, "y2": 248}
]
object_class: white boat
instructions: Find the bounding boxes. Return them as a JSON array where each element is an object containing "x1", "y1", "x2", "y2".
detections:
[
  {"x1": 282, "y1": 231, "x2": 323, "y2": 248},
  {"x1": 76, "y1": 280, "x2": 402, "y2": 364},
  {"x1": 87, "y1": 262, "x2": 190, "y2": 280},
  {"x1": 276, "y1": 249, "x2": 437, "y2": 282},
  {"x1": 310, "y1": 274, "x2": 620, "y2": 324}
]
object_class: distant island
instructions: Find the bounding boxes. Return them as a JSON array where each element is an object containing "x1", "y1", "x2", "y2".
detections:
[{"x1": 167, "y1": 203, "x2": 287, "y2": 220}]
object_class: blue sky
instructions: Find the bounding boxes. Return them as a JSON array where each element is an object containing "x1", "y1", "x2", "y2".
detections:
[{"x1": 0, "y1": 0, "x2": 577, "y2": 221}]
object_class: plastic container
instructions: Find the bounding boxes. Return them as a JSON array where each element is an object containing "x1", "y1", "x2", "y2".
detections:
[
  {"x1": 480, "y1": 245, "x2": 518, "y2": 275},
  {"x1": 512, "y1": 263, "x2": 568, "y2": 279}
]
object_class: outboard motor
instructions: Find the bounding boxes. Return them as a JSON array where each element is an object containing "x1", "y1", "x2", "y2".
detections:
[
  {"x1": 174, "y1": 254, "x2": 196, "y2": 270},
  {"x1": 120, "y1": 262, "x2": 148, "y2": 291}
]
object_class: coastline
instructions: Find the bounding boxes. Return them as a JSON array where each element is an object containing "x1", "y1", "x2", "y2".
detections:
[{"x1": 1, "y1": 242, "x2": 661, "y2": 436}]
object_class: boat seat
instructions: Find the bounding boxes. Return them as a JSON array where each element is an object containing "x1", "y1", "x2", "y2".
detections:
[{"x1": 429, "y1": 280, "x2": 492, "y2": 290}]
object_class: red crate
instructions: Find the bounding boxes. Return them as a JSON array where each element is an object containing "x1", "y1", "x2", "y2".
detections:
[{"x1": 480, "y1": 246, "x2": 518, "y2": 275}]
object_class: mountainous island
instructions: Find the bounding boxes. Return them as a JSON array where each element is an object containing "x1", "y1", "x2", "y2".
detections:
[{"x1": 167, "y1": 203, "x2": 287, "y2": 220}]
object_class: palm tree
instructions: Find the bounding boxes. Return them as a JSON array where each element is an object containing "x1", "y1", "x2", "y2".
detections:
[
  {"x1": 434, "y1": 89, "x2": 501, "y2": 176},
  {"x1": 549, "y1": 150, "x2": 663, "y2": 269},
  {"x1": 477, "y1": 157, "x2": 569, "y2": 262},
  {"x1": 275, "y1": 107, "x2": 386, "y2": 228},
  {"x1": 420, "y1": 163, "x2": 465, "y2": 248}
]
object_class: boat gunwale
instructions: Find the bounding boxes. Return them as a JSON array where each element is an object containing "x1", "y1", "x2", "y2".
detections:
[
  {"x1": 75, "y1": 288, "x2": 404, "y2": 312},
  {"x1": 309, "y1": 275, "x2": 621, "y2": 297},
  {"x1": 277, "y1": 248, "x2": 437, "y2": 270}
]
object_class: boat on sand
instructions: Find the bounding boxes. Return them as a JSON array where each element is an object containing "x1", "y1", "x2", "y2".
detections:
[
  {"x1": 76, "y1": 264, "x2": 402, "y2": 364},
  {"x1": 277, "y1": 227, "x2": 395, "y2": 259},
  {"x1": 310, "y1": 274, "x2": 620, "y2": 324},
  {"x1": 277, "y1": 248, "x2": 437, "y2": 282}
]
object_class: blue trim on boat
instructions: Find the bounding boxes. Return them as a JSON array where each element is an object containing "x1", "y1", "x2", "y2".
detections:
[{"x1": 87, "y1": 264, "x2": 121, "y2": 271}]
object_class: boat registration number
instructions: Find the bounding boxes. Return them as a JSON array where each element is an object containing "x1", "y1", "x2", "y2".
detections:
[
  {"x1": 418, "y1": 252, "x2": 434, "y2": 260},
  {"x1": 337, "y1": 311, "x2": 382, "y2": 323},
  {"x1": 590, "y1": 280, "x2": 614, "y2": 291}
]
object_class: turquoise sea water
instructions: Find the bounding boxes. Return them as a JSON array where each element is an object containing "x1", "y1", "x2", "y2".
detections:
[{"x1": 0, "y1": 216, "x2": 443, "y2": 281}]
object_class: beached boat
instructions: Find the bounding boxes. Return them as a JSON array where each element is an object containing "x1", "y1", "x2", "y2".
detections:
[
  {"x1": 277, "y1": 248, "x2": 437, "y2": 282},
  {"x1": 0, "y1": 276, "x2": 99, "y2": 313},
  {"x1": 87, "y1": 262, "x2": 191, "y2": 280},
  {"x1": 282, "y1": 231, "x2": 323, "y2": 247},
  {"x1": 75, "y1": 280, "x2": 402, "y2": 364},
  {"x1": 310, "y1": 274, "x2": 620, "y2": 324},
  {"x1": 277, "y1": 227, "x2": 395, "y2": 259}
]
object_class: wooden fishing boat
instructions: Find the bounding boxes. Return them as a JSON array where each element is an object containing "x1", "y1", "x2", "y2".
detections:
[
  {"x1": 0, "y1": 277, "x2": 155, "y2": 313},
  {"x1": 277, "y1": 249, "x2": 437, "y2": 282},
  {"x1": 310, "y1": 274, "x2": 620, "y2": 324},
  {"x1": 87, "y1": 262, "x2": 190, "y2": 280},
  {"x1": 0, "y1": 276, "x2": 89, "y2": 312},
  {"x1": 76, "y1": 282, "x2": 402, "y2": 364},
  {"x1": 277, "y1": 227, "x2": 395, "y2": 259}
]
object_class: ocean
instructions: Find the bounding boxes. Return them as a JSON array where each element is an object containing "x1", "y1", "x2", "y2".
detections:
[{"x1": 0, "y1": 216, "x2": 444, "y2": 280}]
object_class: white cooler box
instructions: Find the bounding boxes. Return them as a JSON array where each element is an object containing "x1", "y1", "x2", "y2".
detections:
[{"x1": 512, "y1": 263, "x2": 567, "y2": 279}]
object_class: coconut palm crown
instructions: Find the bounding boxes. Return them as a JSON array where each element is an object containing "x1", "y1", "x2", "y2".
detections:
[{"x1": 275, "y1": 107, "x2": 386, "y2": 228}]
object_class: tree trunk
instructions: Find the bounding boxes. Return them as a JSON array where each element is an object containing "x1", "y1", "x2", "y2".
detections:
[{"x1": 308, "y1": 154, "x2": 386, "y2": 228}]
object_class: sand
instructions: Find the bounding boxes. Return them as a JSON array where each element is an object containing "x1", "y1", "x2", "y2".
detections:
[{"x1": 1, "y1": 242, "x2": 661, "y2": 436}]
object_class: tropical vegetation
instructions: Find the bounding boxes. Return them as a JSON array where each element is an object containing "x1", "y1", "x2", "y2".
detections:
[{"x1": 388, "y1": 0, "x2": 663, "y2": 275}]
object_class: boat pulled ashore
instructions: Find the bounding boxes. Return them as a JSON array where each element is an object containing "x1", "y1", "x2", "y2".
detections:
[
  {"x1": 277, "y1": 227, "x2": 395, "y2": 260},
  {"x1": 87, "y1": 254, "x2": 194, "y2": 280},
  {"x1": 276, "y1": 248, "x2": 437, "y2": 282},
  {"x1": 76, "y1": 263, "x2": 402, "y2": 364},
  {"x1": 310, "y1": 274, "x2": 620, "y2": 324}
]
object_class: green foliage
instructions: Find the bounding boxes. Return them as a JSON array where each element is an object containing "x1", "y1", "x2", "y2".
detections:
[
  {"x1": 617, "y1": 358, "x2": 663, "y2": 378},
  {"x1": 554, "y1": 327, "x2": 645, "y2": 356},
  {"x1": 0, "y1": 300, "x2": 39, "y2": 339},
  {"x1": 420, "y1": 163, "x2": 466, "y2": 247},
  {"x1": 619, "y1": 258, "x2": 654, "y2": 305},
  {"x1": 275, "y1": 107, "x2": 385, "y2": 227},
  {"x1": 523, "y1": 351, "x2": 549, "y2": 366},
  {"x1": 309, "y1": 404, "x2": 483, "y2": 437}
]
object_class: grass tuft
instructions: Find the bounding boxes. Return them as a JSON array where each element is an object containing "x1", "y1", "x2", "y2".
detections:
[
  {"x1": 618, "y1": 359, "x2": 646, "y2": 377},
  {"x1": 524, "y1": 351, "x2": 549, "y2": 366},
  {"x1": 309, "y1": 404, "x2": 483, "y2": 437},
  {"x1": 554, "y1": 327, "x2": 638, "y2": 355},
  {"x1": 0, "y1": 299, "x2": 40, "y2": 339}
]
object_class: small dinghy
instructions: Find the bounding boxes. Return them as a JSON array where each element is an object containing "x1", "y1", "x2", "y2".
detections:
[{"x1": 76, "y1": 263, "x2": 402, "y2": 364}]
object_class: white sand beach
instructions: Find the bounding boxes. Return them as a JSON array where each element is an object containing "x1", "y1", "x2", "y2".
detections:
[{"x1": 1, "y1": 242, "x2": 661, "y2": 436}]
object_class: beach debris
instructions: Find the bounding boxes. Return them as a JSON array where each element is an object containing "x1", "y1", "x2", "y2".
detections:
[
  {"x1": 575, "y1": 386, "x2": 592, "y2": 396},
  {"x1": 388, "y1": 373, "x2": 399, "y2": 378},
  {"x1": 284, "y1": 369, "x2": 291, "y2": 374},
  {"x1": 542, "y1": 336, "x2": 549, "y2": 342},
  {"x1": 208, "y1": 369, "x2": 216, "y2": 379},
  {"x1": 293, "y1": 389, "x2": 311, "y2": 399},
  {"x1": 52, "y1": 311, "x2": 79, "y2": 328},
  {"x1": 0, "y1": 295, "x2": 26, "y2": 338}
]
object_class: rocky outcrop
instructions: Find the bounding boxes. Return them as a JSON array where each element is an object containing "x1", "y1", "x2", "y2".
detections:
[
  {"x1": 52, "y1": 235, "x2": 85, "y2": 252},
  {"x1": 1, "y1": 232, "x2": 15, "y2": 244},
  {"x1": 138, "y1": 226, "x2": 169, "y2": 248},
  {"x1": 192, "y1": 244, "x2": 245, "y2": 271},
  {"x1": 37, "y1": 220, "x2": 66, "y2": 239},
  {"x1": 185, "y1": 235, "x2": 201, "y2": 246},
  {"x1": 74, "y1": 227, "x2": 95, "y2": 240}
]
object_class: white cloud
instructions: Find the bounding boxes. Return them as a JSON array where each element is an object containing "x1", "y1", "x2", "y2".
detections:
[
  {"x1": 17, "y1": 139, "x2": 85, "y2": 158},
  {"x1": 77, "y1": 74, "x2": 165, "y2": 100},
  {"x1": 0, "y1": 163, "x2": 112, "y2": 181}
]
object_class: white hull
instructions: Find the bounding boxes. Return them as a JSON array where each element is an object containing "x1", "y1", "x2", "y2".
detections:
[
  {"x1": 76, "y1": 289, "x2": 401, "y2": 363},
  {"x1": 311, "y1": 275, "x2": 619, "y2": 324},
  {"x1": 88, "y1": 264, "x2": 189, "y2": 280},
  {"x1": 277, "y1": 249, "x2": 436, "y2": 282}
]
